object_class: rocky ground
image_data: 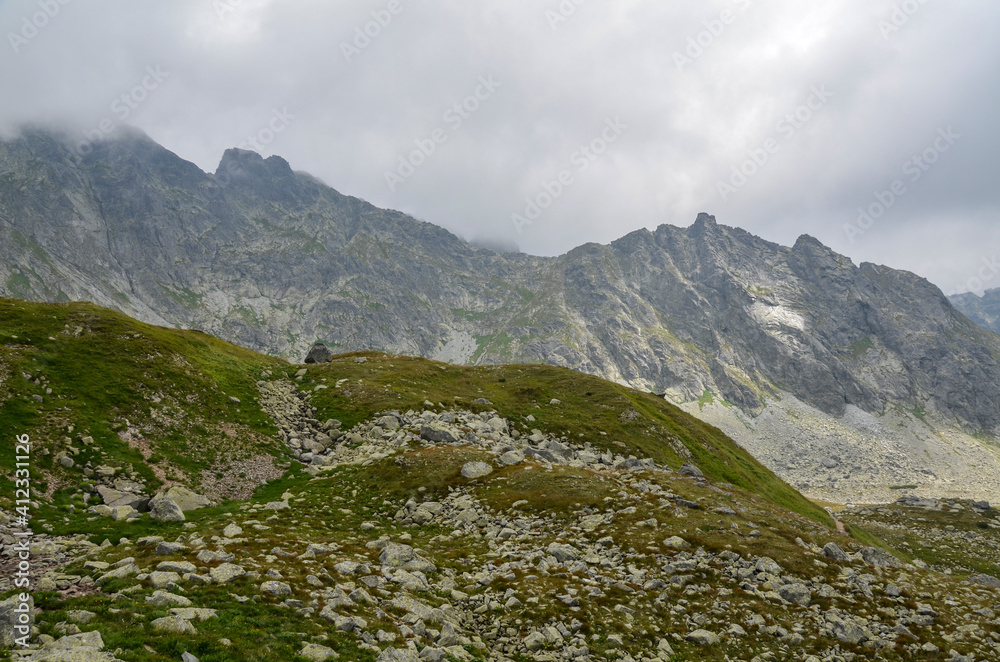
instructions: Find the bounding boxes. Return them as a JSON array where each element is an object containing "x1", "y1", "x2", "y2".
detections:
[
  {"x1": 689, "y1": 393, "x2": 1000, "y2": 505},
  {"x1": 4, "y1": 377, "x2": 1000, "y2": 661}
]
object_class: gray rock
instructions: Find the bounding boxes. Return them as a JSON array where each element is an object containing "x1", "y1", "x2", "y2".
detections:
[
  {"x1": 260, "y1": 581, "x2": 292, "y2": 596},
  {"x1": 460, "y1": 461, "x2": 493, "y2": 479},
  {"x1": 376, "y1": 648, "x2": 419, "y2": 662},
  {"x1": 155, "y1": 541, "x2": 187, "y2": 555},
  {"x1": 146, "y1": 590, "x2": 193, "y2": 607},
  {"x1": 300, "y1": 643, "x2": 339, "y2": 661},
  {"x1": 110, "y1": 505, "x2": 138, "y2": 521},
  {"x1": 498, "y1": 450, "x2": 525, "y2": 466},
  {"x1": 546, "y1": 542, "x2": 580, "y2": 562},
  {"x1": 778, "y1": 583, "x2": 812, "y2": 606},
  {"x1": 860, "y1": 547, "x2": 902, "y2": 568},
  {"x1": 969, "y1": 574, "x2": 1000, "y2": 589},
  {"x1": 420, "y1": 425, "x2": 458, "y2": 444},
  {"x1": 678, "y1": 463, "x2": 704, "y2": 477},
  {"x1": 148, "y1": 496, "x2": 185, "y2": 522},
  {"x1": 162, "y1": 486, "x2": 211, "y2": 511},
  {"x1": 96, "y1": 486, "x2": 149, "y2": 511},
  {"x1": 822, "y1": 542, "x2": 850, "y2": 561},
  {"x1": 170, "y1": 608, "x2": 218, "y2": 621},
  {"x1": 148, "y1": 571, "x2": 180, "y2": 589},
  {"x1": 151, "y1": 616, "x2": 197, "y2": 634},
  {"x1": 210, "y1": 563, "x2": 246, "y2": 584},
  {"x1": 0, "y1": 593, "x2": 32, "y2": 648},
  {"x1": 157, "y1": 561, "x2": 197, "y2": 574},
  {"x1": 663, "y1": 536, "x2": 691, "y2": 550},
  {"x1": 685, "y1": 629, "x2": 720, "y2": 645},
  {"x1": 95, "y1": 564, "x2": 139, "y2": 586},
  {"x1": 304, "y1": 343, "x2": 334, "y2": 364}
]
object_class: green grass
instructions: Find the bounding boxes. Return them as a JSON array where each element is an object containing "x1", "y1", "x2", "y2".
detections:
[
  {"x1": 300, "y1": 353, "x2": 834, "y2": 528},
  {"x1": 0, "y1": 298, "x2": 286, "y2": 511}
]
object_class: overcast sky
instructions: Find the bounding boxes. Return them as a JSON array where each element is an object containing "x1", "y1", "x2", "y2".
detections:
[{"x1": 2, "y1": 0, "x2": 998, "y2": 295}]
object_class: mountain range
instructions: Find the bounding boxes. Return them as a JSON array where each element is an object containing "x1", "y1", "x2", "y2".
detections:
[
  {"x1": 3, "y1": 126, "x2": 1000, "y2": 504},
  {"x1": 951, "y1": 288, "x2": 1000, "y2": 335}
]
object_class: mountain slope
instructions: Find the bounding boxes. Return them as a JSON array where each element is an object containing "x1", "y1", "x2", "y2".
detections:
[
  {"x1": 3, "y1": 127, "x2": 1000, "y2": 503},
  {"x1": 951, "y1": 287, "x2": 1000, "y2": 334}
]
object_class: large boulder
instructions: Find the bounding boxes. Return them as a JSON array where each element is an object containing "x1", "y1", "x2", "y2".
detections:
[
  {"x1": 148, "y1": 496, "x2": 185, "y2": 522},
  {"x1": 304, "y1": 343, "x2": 334, "y2": 364},
  {"x1": 461, "y1": 461, "x2": 493, "y2": 479},
  {"x1": 860, "y1": 547, "x2": 902, "y2": 568},
  {"x1": 28, "y1": 630, "x2": 124, "y2": 661},
  {"x1": 162, "y1": 486, "x2": 210, "y2": 511},
  {"x1": 96, "y1": 486, "x2": 149, "y2": 511},
  {"x1": 0, "y1": 593, "x2": 32, "y2": 648}
]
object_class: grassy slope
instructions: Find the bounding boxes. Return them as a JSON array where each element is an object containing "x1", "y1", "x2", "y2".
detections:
[
  {"x1": 300, "y1": 352, "x2": 833, "y2": 528},
  {"x1": 0, "y1": 298, "x2": 286, "y2": 519},
  {"x1": 0, "y1": 298, "x2": 830, "y2": 529}
]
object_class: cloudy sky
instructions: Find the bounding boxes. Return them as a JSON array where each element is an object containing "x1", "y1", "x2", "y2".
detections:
[{"x1": 2, "y1": 0, "x2": 998, "y2": 295}]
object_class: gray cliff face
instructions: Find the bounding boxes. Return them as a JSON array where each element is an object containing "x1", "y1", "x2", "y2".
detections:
[
  {"x1": 3, "y1": 127, "x2": 1000, "y2": 446},
  {"x1": 951, "y1": 288, "x2": 1000, "y2": 335}
]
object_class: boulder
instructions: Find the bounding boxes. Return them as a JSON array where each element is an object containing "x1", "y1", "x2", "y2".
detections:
[
  {"x1": 546, "y1": 542, "x2": 580, "y2": 563},
  {"x1": 110, "y1": 505, "x2": 138, "y2": 521},
  {"x1": 461, "y1": 461, "x2": 493, "y2": 479},
  {"x1": 260, "y1": 581, "x2": 292, "y2": 596},
  {"x1": 498, "y1": 450, "x2": 525, "y2": 466},
  {"x1": 304, "y1": 343, "x2": 334, "y2": 364},
  {"x1": 860, "y1": 547, "x2": 902, "y2": 568},
  {"x1": 148, "y1": 496, "x2": 185, "y2": 522},
  {"x1": 822, "y1": 542, "x2": 850, "y2": 561},
  {"x1": 146, "y1": 590, "x2": 193, "y2": 607},
  {"x1": 778, "y1": 583, "x2": 812, "y2": 606},
  {"x1": 970, "y1": 574, "x2": 1000, "y2": 589},
  {"x1": 685, "y1": 629, "x2": 720, "y2": 645},
  {"x1": 678, "y1": 463, "x2": 704, "y2": 477},
  {"x1": 300, "y1": 643, "x2": 339, "y2": 661},
  {"x1": 96, "y1": 486, "x2": 149, "y2": 511},
  {"x1": 0, "y1": 593, "x2": 33, "y2": 648},
  {"x1": 210, "y1": 563, "x2": 246, "y2": 584},
  {"x1": 663, "y1": 536, "x2": 691, "y2": 550},
  {"x1": 151, "y1": 616, "x2": 197, "y2": 634},
  {"x1": 162, "y1": 486, "x2": 210, "y2": 511},
  {"x1": 420, "y1": 425, "x2": 458, "y2": 444},
  {"x1": 29, "y1": 630, "x2": 123, "y2": 662}
]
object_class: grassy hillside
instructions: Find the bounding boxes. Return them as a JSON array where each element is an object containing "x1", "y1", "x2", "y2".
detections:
[
  {"x1": 300, "y1": 353, "x2": 833, "y2": 527},
  {"x1": 0, "y1": 297, "x2": 829, "y2": 528},
  {"x1": 0, "y1": 298, "x2": 287, "y2": 516}
]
